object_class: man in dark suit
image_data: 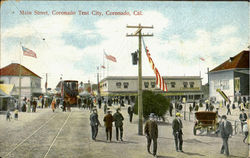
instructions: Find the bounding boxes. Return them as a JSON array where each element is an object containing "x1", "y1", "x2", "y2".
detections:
[
  {"x1": 217, "y1": 115, "x2": 233, "y2": 156},
  {"x1": 144, "y1": 113, "x2": 158, "y2": 157},
  {"x1": 89, "y1": 108, "x2": 101, "y2": 141},
  {"x1": 172, "y1": 112, "x2": 183, "y2": 152}
]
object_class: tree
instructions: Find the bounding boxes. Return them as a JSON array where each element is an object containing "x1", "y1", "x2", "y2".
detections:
[{"x1": 134, "y1": 90, "x2": 170, "y2": 120}]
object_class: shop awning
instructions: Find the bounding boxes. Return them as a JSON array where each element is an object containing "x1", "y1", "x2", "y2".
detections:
[{"x1": 0, "y1": 84, "x2": 14, "y2": 96}]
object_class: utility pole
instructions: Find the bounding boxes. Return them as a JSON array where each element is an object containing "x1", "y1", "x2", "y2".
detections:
[
  {"x1": 207, "y1": 67, "x2": 209, "y2": 99},
  {"x1": 126, "y1": 24, "x2": 153, "y2": 135},
  {"x1": 97, "y1": 66, "x2": 100, "y2": 97},
  {"x1": 45, "y1": 73, "x2": 48, "y2": 96}
]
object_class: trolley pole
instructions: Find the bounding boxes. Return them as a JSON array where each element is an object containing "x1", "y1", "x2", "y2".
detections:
[{"x1": 126, "y1": 24, "x2": 153, "y2": 135}]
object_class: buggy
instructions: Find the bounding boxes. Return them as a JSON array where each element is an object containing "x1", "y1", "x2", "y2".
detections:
[{"x1": 193, "y1": 111, "x2": 219, "y2": 135}]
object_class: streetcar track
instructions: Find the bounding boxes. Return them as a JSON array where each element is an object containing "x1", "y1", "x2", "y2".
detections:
[
  {"x1": 3, "y1": 113, "x2": 58, "y2": 158},
  {"x1": 43, "y1": 111, "x2": 72, "y2": 158}
]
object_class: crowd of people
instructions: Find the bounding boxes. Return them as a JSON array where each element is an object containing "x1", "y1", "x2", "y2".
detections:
[{"x1": 5, "y1": 95, "x2": 249, "y2": 157}]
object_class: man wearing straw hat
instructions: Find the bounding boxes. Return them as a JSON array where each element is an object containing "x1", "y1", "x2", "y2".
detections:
[
  {"x1": 172, "y1": 112, "x2": 184, "y2": 152},
  {"x1": 144, "y1": 113, "x2": 158, "y2": 157},
  {"x1": 103, "y1": 109, "x2": 114, "y2": 142}
]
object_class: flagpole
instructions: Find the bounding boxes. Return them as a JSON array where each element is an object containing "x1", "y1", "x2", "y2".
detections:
[
  {"x1": 103, "y1": 51, "x2": 105, "y2": 79},
  {"x1": 19, "y1": 43, "x2": 22, "y2": 109}
]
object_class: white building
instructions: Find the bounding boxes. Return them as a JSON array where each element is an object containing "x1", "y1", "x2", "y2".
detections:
[
  {"x1": 209, "y1": 50, "x2": 249, "y2": 103},
  {"x1": 100, "y1": 76, "x2": 203, "y2": 102},
  {"x1": 0, "y1": 63, "x2": 42, "y2": 99}
]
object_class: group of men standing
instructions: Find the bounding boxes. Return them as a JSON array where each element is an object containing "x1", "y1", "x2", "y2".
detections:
[
  {"x1": 144, "y1": 112, "x2": 184, "y2": 158},
  {"x1": 89, "y1": 107, "x2": 124, "y2": 142}
]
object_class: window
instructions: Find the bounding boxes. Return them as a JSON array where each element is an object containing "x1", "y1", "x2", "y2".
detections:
[
  {"x1": 123, "y1": 82, "x2": 129, "y2": 88},
  {"x1": 189, "y1": 82, "x2": 194, "y2": 88},
  {"x1": 116, "y1": 82, "x2": 121, "y2": 88},
  {"x1": 221, "y1": 80, "x2": 229, "y2": 90},
  {"x1": 171, "y1": 82, "x2": 176, "y2": 88},
  {"x1": 183, "y1": 82, "x2": 188, "y2": 88},
  {"x1": 214, "y1": 80, "x2": 220, "y2": 89},
  {"x1": 151, "y1": 82, "x2": 156, "y2": 88},
  {"x1": 144, "y1": 82, "x2": 149, "y2": 88}
]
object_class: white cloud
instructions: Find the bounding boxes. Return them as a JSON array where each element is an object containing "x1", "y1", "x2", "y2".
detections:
[{"x1": 1, "y1": 9, "x2": 247, "y2": 92}]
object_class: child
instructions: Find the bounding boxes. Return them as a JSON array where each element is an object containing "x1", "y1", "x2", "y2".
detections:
[
  {"x1": 14, "y1": 109, "x2": 19, "y2": 120},
  {"x1": 6, "y1": 110, "x2": 11, "y2": 121}
]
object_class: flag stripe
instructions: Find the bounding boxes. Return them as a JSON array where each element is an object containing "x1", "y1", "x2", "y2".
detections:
[
  {"x1": 143, "y1": 40, "x2": 167, "y2": 92},
  {"x1": 22, "y1": 46, "x2": 37, "y2": 58},
  {"x1": 104, "y1": 52, "x2": 116, "y2": 62}
]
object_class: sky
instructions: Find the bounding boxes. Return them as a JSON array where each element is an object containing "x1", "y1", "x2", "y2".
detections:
[{"x1": 1, "y1": 1, "x2": 249, "y2": 92}]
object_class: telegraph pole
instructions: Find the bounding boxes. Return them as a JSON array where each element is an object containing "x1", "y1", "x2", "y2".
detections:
[
  {"x1": 45, "y1": 73, "x2": 48, "y2": 96},
  {"x1": 97, "y1": 66, "x2": 100, "y2": 97},
  {"x1": 126, "y1": 24, "x2": 153, "y2": 135}
]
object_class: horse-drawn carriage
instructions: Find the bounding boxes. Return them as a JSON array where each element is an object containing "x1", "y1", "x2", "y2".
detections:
[{"x1": 193, "y1": 111, "x2": 219, "y2": 135}]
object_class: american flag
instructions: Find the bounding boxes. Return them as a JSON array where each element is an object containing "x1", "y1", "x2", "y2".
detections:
[
  {"x1": 22, "y1": 46, "x2": 37, "y2": 58},
  {"x1": 104, "y1": 51, "x2": 116, "y2": 62},
  {"x1": 199, "y1": 57, "x2": 205, "y2": 61}
]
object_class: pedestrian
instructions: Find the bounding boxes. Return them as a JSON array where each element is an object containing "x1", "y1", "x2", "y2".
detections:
[
  {"x1": 189, "y1": 105, "x2": 192, "y2": 113},
  {"x1": 192, "y1": 101, "x2": 195, "y2": 109},
  {"x1": 226, "y1": 103, "x2": 231, "y2": 115},
  {"x1": 6, "y1": 110, "x2": 11, "y2": 121},
  {"x1": 103, "y1": 109, "x2": 114, "y2": 142},
  {"x1": 98, "y1": 97, "x2": 102, "y2": 109},
  {"x1": 216, "y1": 115, "x2": 233, "y2": 157},
  {"x1": 113, "y1": 108, "x2": 124, "y2": 141},
  {"x1": 42, "y1": 97, "x2": 45, "y2": 108},
  {"x1": 90, "y1": 108, "x2": 101, "y2": 141},
  {"x1": 104, "y1": 101, "x2": 107, "y2": 114},
  {"x1": 14, "y1": 109, "x2": 19, "y2": 120},
  {"x1": 27, "y1": 99, "x2": 31, "y2": 112},
  {"x1": 32, "y1": 99, "x2": 37, "y2": 112},
  {"x1": 144, "y1": 113, "x2": 158, "y2": 157},
  {"x1": 243, "y1": 121, "x2": 249, "y2": 144},
  {"x1": 205, "y1": 102, "x2": 209, "y2": 111},
  {"x1": 172, "y1": 112, "x2": 184, "y2": 152},
  {"x1": 169, "y1": 103, "x2": 173, "y2": 117},
  {"x1": 232, "y1": 103, "x2": 236, "y2": 109},
  {"x1": 216, "y1": 108, "x2": 220, "y2": 118},
  {"x1": 127, "y1": 105, "x2": 134, "y2": 123},
  {"x1": 51, "y1": 99, "x2": 56, "y2": 112},
  {"x1": 195, "y1": 104, "x2": 199, "y2": 111},
  {"x1": 239, "y1": 109, "x2": 247, "y2": 133},
  {"x1": 63, "y1": 100, "x2": 66, "y2": 112}
]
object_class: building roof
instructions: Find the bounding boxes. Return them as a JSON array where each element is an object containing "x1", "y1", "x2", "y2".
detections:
[
  {"x1": 210, "y1": 50, "x2": 249, "y2": 72},
  {"x1": 100, "y1": 75, "x2": 201, "y2": 82},
  {"x1": 0, "y1": 63, "x2": 41, "y2": 78}
]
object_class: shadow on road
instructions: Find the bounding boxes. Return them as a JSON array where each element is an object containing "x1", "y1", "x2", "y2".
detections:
[
  {"x1": 158, "y1": 136, "x2": 173, "y2": 141},
  {"x1": 228, "y1": 155, "x2": 245, "y2": 158},
  {"x1": 182, "y1": 151, "x2": 205, "y2": 157},
  {"x1": 95, "y1": 139, "x2": 138, "y2": 144},
  {"x1": 185, "y1": 138, "x2": 211, "y2": 145},
  {"x1": 157, "y1": 155, "x2": 175, "y2": 158}
]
